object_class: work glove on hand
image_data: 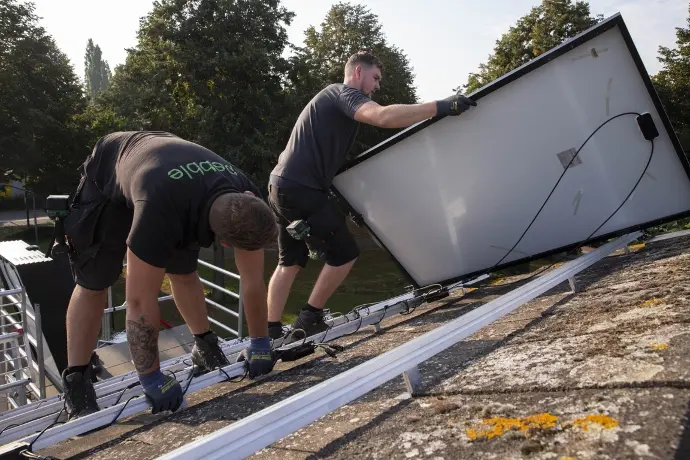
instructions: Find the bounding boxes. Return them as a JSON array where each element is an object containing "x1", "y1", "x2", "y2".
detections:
[
  {"x1": 436, "y1": 94, "x2": 476, "y2": 117},
  {"x1": 139, "y1": 370, "x2": 184, "y2": 414},
  {"x1": 236, "y1": 336, "x2": 276, "y2": 379}
]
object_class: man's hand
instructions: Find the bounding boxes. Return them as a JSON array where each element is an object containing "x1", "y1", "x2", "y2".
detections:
[
  {"x1": 139, "y1": 369, "x2": 184, "y2": 414},
  {"x1": 236, "y1": 337, "x2": 276, "y2": 379},
  {"x1": 436, "y1": 94, "x2": 476, "y2": 117}
]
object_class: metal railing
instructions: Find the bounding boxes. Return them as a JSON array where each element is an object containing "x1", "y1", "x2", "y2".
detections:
[
  {"x1": 0, "y1": 287, "x2": 46, "y2": 410},
  {"x1": 101, "y1": 258, "x2": 244, "y2": 342}
]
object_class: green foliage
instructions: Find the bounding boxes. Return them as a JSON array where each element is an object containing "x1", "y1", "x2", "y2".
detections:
[
  {"x1": 0, "y1": 0, "x2": 89, "y2": 196},
  {"x1": 89, "y1": 0, "x2": 295, "y2": 187},
  {"x1": 459, "y1": 0, "x2": 603, "y2": 94},
  {"x1": 652, "y1": 4, "x2": 690, "y2": 152},
  {"x1": 84, "y1": 38, "x2": 111, "y2": 102},
  {"x1": 285, "y1": 2, "x2": 418, "y2": 156}
]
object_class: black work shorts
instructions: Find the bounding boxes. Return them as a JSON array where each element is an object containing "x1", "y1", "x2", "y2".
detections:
[
  {"x1": 268, "y1": 184, "x2": 359, "y2": 268},
  {"x1": 63, "y1": 173, "x2": 199, "y2": 291}
]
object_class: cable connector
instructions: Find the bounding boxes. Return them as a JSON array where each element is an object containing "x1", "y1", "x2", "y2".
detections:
[
  {"x1": 425, "y1": 287, "x2": 449, "y2": 303},
  {"x1": 276, "y1": 343, "x2": 317, "y2": 362},
  {"x1": 636, "y1": 112, "x2": 659, "y2": 141},
  {"x1": 315, "y1": 343, "x2": 343, "y2": 359}
]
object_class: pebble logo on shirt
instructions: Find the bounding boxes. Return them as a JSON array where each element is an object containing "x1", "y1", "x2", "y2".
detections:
[{"x1": 168, "y1": 161, "x2": 238, "y2": 180}]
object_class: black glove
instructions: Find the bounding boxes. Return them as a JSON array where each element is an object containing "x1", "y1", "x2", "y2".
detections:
[
  {"x1": 139, "y1": 370, "x2": 184, "y2": 414},
  {"x1": 236, "y1": 336, "x2": 276, "y2": 379},
  {"x1": 436, "y1": 94, "x2": 476, "y2": 117}
]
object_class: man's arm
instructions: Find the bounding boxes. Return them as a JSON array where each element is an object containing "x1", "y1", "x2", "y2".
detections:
[
  {"x1": 125, "y1": 248, "x2": 166, "y2": 374},
  {"x1": 354, "y1": 101, "x2": 438, "y2": 129},
  {"x1": 353, "y1": 94, "x2": 477, "y2": 129},
  {"x1": 233, "y1": 247, "x2": 269, "y2": 338}
]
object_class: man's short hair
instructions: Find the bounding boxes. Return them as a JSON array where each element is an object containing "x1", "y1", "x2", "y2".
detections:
[
  {"x1": 209, "y1": 193, "x2": 278, "y2": 251},
  {"x1": 345, "y1": 50, "x2": 384, "y2": 74}
]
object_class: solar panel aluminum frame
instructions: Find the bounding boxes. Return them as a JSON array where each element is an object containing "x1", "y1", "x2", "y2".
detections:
[{"x1": 331, "y1": 12, "x2": 690, "y2": 289}]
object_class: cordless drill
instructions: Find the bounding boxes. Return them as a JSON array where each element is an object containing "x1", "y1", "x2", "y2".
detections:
[{"x1": 286, "y1": 219, "x2": 326, "y2": 260}]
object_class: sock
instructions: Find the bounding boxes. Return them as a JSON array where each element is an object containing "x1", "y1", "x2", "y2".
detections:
[
  {"x1": 194, "y1": 330, "x2": 213, "y2": 340},
  {"x1": 66, "y1": 364, "x2": 89, "y2": 376},
  {"x1": 268, "y1": 321, "x2": 282, "y2": 328},
  {"x1": 303, "y1": 303, "x2": 322, "y2": 314}
]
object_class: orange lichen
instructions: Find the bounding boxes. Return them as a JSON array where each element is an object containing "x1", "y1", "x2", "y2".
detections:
[
  {"x1": 641, "y1": 298, "x2": 662, "y2": 308},
  {"x1": 572, "y1": 414, "x2": 619, "y2": 431},
  {"x1": 650, "y1": 343, "x2": 669, "y2": 350},
  {"x1": 465, "y1": 413, "x2": 558, "y2": 441}
]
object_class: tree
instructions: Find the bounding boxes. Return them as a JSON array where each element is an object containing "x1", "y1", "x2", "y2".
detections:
[
  {"x1": 459, "y1": 0, "x2": 603, "y2": 94},
  {"x1": 89, "y1": 0, "x2": 295, "y2": 187},
  {"x1": 286, "y1": 2, "x2": 418, "y2": 156},
  {"x1": 0, "y1": 0, "x2": 89, "y2": 196},
  {"x1": 84, "y1": 38, "x2": 111, "y2": 102},
  {"x1": 652, "y1": 4, "x2": 690, "y2": 151}
]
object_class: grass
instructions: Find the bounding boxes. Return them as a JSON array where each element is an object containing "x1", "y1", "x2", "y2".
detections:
[
  {"x1": 103, "y1": 246, "x2": 407, "y2": 337},
  {"x1": 6, "y1": 213, "x2": 687, "y2": 339}
]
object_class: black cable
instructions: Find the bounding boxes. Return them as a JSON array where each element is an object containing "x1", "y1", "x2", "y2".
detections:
[
  {"x1": 0, "y1": 423, "x2": 20, "y2": 435},
  {"x1": 492, "y1": 112, "x2": 653, "y2": 274},
  {"x1": 27, "y1": 406, "x2": 65, "y2": 452},
  {"x1": 108, "y1": 395, "x2": 139, "y2": 427}
]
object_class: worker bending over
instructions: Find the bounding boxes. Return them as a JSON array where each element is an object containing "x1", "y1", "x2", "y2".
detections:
[{"x1": 60, "y1": 131, "x2": 278, "y2": 419}]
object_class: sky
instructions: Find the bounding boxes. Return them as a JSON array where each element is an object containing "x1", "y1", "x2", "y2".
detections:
[{"x1": 28, "y1": 0, "x2": 688, "y2": 102}]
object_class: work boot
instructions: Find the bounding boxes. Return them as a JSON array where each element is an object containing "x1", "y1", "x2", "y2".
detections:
[
  {"x1": 287, "y1": 308, "x2": 329, "y2": 343},
  {"x1": 191, "y1": 331, "x2": 230, "y2": 373},
  {"x1": 62, "y1": 367, "x2": 100, "y2": 420}
]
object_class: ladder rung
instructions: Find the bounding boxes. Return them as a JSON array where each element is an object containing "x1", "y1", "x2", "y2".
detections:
[{"x1": 0, "y1": 331, "x2": 21, "y2": 344}]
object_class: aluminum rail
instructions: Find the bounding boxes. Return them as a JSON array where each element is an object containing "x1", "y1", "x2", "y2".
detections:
[
  {"x1": 0, "y1": 379, "x2": 30, "y2": 394},
  {"x1": 0, "y1": 290, "x2": 429, "y2": 445},
  {"x1": 0, "y1": 288, "x2": 421, "y2": 430},
  {"x1": 157, "y1": 232, "x2": 640, "y2": 460},
  {"x1": 198, "y1": 259, "x2": 241, "y2": 280},
  {"x1": 103, "y1": 295, "x2": 174, "y2": 314},
  {"x1": 21, "y1": 362, "x2": 247, "y2": 451},
  {"x1": 18, "y1": 278, "x2": 438, "y2": 451}
]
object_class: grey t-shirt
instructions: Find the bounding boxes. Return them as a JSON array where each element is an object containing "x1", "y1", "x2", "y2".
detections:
[
  {"x1": 271, "y1": 83, "x2": 372, "y2": 191},
  {"x1": 83, "y1": 131, "x2": 260, "y2": 268}
]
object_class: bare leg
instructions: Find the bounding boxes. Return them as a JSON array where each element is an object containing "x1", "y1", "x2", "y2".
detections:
[
  {"x1": 66, "y1": 286, "x2": 107, "y2": 367},
  {"x1": 126, "y1": 302, "x2": 161, "y2": 375},
  {"x1": 125, "y1": 248, "x2": 166, "y2": 375},
  {"x1": 167, "y1": 272, "x2": 209, "y2": 335},
  {"x1": 307, "y1": 259, "x2": 357, "y2": 309},
  {"x1": 267, "y1": 265, "x2": 300, "y2": 322}
]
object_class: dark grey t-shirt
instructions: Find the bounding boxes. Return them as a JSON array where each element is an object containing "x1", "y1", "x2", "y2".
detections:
[
  {"x1": 271, "y1": 83, "x2": 372, "y2": 191},
  {"x1": 84, "y1": 131, "x2": 260, "y2": 268}
]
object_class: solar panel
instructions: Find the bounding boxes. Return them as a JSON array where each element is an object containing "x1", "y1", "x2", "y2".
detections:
[{"x1": 332, "y1": 13, "x2": 690, "y2": 288}]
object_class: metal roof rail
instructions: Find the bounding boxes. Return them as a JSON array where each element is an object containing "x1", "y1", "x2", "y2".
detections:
[
  {"x1": 157, "y1": 232, "x2": 640, "y2": 460},
  {"x1": 2, "y1": 281, "x2": 457, "y2": 449}
]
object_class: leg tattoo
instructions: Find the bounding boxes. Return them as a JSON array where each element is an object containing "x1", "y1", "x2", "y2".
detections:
[{"x1": 126, "y1": 315, "x2": 158, "y2": 372}]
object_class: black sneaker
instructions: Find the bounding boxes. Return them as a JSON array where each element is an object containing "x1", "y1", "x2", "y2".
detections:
[
  {"x1": 191, "y1": 331, "x2": 230, "y2": 373},
  {"x1": 287, "y1": 309, "x2": 329, "y2": 343},
  {"x1": 62, "y1": 368, "x2": 100, "y2": 420},
  {"x1": 268, "y1": 322, "x2": 286, "y2": 340}
]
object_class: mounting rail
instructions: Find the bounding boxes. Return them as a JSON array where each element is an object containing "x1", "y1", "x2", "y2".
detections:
[
  {"x1": 157, "y1": 232, "x2": 640, "y2": 460},
  {"x1": 4, "y1": 279, "x2": 483, "y2": 450}
]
